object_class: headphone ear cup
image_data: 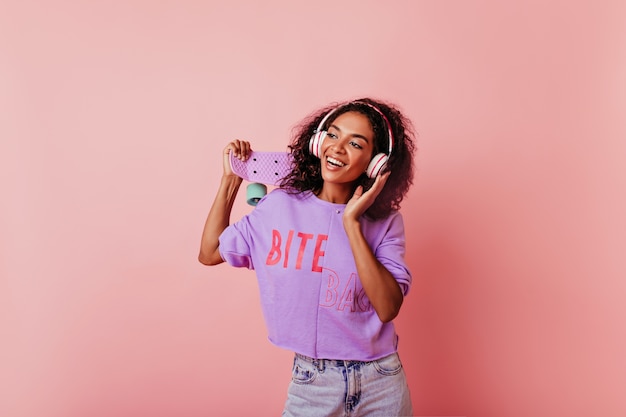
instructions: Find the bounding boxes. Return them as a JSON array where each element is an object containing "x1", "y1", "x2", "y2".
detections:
[
  {"x1": 366, "y1": 153, "x2": 388, "y2": 178},
  {"x1": 309, "y1": 131, "x2": 327, "y2": 158}
]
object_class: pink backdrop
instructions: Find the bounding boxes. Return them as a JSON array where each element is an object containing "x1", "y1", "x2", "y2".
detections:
[{"x1": 2, "y1": 1, "x2": 625, "y2": 416}]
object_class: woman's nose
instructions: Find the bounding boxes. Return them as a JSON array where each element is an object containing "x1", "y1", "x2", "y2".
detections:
[{"x1": 328, "y1": 138, "x2": 347, "y2": 153}]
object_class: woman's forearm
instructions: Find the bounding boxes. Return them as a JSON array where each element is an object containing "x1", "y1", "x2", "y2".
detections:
[
  {"x1": 198, "y1": 175, "x2": 243, "y2": 265},
  {"x1": 343, "y1": 218, "x2": 403, "y2": 323}
]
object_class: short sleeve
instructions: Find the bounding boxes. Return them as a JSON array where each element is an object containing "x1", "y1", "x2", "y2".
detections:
[
  {"x1": 218, "y1": 217, "x2": 254, "y2": 269},
  {"x1": 374, "y1": 212, "x2": 412, "y2": 296}
]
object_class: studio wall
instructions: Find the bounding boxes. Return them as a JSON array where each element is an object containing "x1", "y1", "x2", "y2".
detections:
[{"x1": 2, "y1": 1, "x2": 625, "y2": 416}]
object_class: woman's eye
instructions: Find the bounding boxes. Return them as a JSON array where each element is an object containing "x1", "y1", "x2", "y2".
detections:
[
  {"x1": 350, "y1": 141, "x2": 363, "y2": 149},
  {"x1": 327, "y1": 132, "x2": 338, "y2": 139}
]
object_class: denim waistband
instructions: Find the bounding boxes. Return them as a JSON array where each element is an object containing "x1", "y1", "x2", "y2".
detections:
[{"x1": 294, "y1": 352, "x2": 398, "y2": 370}]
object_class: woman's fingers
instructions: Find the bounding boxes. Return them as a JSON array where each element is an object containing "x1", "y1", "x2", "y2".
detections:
[
  {"x1": 223, "y1": 140, "x2": 252, "y2": 176},
  {"x1": 225, "y1": 140, "x2": 252, "y2": 160}
]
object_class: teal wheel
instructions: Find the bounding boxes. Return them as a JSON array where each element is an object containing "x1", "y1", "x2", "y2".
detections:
[{"x1": 246, "y1": 183, "x2": 267, "y2": 206}]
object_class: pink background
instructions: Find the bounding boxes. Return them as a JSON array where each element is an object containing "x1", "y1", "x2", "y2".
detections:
[{"x1": 2, "y1": 1, "x2": 625, "y2": 416}]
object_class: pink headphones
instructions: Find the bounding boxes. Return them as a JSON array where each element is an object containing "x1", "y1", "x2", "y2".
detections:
[{"x1": 308, "y1": 101, "x2": 394, "y2": 178}]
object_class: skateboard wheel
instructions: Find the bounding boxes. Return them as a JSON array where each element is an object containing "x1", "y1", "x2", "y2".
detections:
[{"x1": 246, "y1": 182, "x2": 267, "y2": 206}]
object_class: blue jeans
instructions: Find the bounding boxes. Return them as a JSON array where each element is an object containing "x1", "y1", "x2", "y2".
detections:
[{"x1": 282, "y1": 352, "x2": 413, "y2": 417}]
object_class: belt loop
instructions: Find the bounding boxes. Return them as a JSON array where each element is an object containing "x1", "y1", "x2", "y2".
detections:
[
  {"x1": 311, "y1": 358, "x2": 326, "y2": 373},
  {"x1": 318, "y1": 358, "x2": 326, "y2": 373}
]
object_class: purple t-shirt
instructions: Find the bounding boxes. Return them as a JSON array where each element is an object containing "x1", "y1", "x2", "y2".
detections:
[{"x1": 219, "y1": 188, "x2": 411, "y2": 361}]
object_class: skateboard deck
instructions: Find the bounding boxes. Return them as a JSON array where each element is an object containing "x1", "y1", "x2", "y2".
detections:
[{"x1": 229, "y1": 151, "x2": 292, "y2": 186}]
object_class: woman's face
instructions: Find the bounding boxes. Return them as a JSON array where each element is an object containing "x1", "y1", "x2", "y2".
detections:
[{"x1": 320, "y1": 111, "x2": 375, "y2": 186}]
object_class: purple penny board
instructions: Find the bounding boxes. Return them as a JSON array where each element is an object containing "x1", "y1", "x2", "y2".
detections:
[{"x1": 229, "y1": 151, "x2": 292, "y2": 186}]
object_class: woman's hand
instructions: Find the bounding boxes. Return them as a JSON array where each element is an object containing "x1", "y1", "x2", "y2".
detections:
[
  {"x1": 343, "y1": 172, "x2": 390, "y2": 223},
  {"x1": 223, "y1": 140, "x2": 252, "y2": 177}
]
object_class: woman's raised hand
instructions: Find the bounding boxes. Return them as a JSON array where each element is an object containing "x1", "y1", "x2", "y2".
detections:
[
  {"x1": 343, "y1": 172, "x2": 391, "y2": 223},
  {"x1": 222, "y1": 140, "x2": 252, "y2": 177}
]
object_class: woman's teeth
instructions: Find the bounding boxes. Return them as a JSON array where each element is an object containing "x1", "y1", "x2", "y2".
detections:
[{"x1": 327, "y1": 157, "x2": 345, "y2": 167}]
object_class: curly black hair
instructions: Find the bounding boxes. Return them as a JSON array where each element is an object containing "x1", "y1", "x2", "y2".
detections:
[{"x1": 280, "y1": 98, "x2": 417, "y2": 219}]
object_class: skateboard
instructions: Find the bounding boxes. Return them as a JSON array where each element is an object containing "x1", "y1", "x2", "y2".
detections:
[{"x1": 229, "y1": 151, "x2": 293, "y2": 206}]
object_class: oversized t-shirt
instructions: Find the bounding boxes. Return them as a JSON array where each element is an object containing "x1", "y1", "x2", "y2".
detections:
[{"x1": 218, "y1": 188, "x2": 411, "y2": 361}]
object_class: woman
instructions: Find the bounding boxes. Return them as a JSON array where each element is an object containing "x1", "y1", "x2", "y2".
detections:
[{"x1": 199, "y1": 98, "x2": 416, "y2": 416}]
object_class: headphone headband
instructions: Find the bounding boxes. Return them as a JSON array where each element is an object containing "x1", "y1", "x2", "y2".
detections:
[{"x1": 315, "y1": 101, "x2": 394, "y2": 156}]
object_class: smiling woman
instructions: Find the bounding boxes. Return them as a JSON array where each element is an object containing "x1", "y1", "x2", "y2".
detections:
[
  {"x1": 283, "y1": 99, "x2": 416, "y2": 220},
  {"x1": 198, "y1": 98, "x2": 417, "y2": 416},
  {"x1": 318, "y1": 112, "x2": 377, "y2": 201}
]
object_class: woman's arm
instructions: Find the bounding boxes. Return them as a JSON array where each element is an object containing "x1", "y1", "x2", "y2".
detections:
[
  {"x1": 343, "y1": 173, "x2": 404, "y2": 323},
  {"x1": 198, "y1": 140, "x2": 251, "y2": 265}
]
